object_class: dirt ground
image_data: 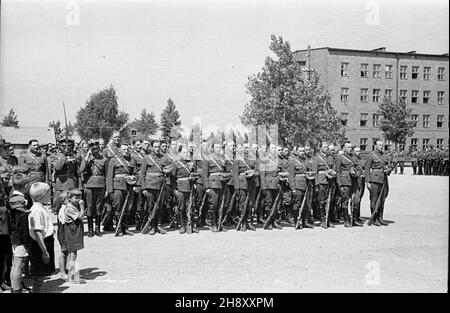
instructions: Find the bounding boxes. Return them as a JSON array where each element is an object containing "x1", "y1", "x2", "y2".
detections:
[{"x1": 38, "y1": 168, "x2": 448, "y2": 293}]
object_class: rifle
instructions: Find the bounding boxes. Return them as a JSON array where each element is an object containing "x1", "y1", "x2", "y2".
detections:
[
  {"x1": 217, "y1": 181, "x2": 229, "y2": 231},
  {"x1": 220, "y1": 191, "x2": 236, "y2": 225},
  {"x1": 252, "y1": 188, "x2": 262, "y2": 224},
  {"x1": 141, "y1": 182, "x2": 166, "y2": 234},
  {"x1": 324, "y1": 182, "x2": 335, "y2": 227},
  {"x1": 114, "y1": 190, "x2": 130, "y2": 237},
  {"x1": 197, "y1": 190, "x2": 208, "y2": 224},
  {"x1": 263, "y1": 186, "x2": 283, "y2": 229},
  {"x1": 367, "y1": 175, "x2": 387, "y2": 225},
  {"x1": 295, "y1": 185, "x2": 310, "y2": 229}
]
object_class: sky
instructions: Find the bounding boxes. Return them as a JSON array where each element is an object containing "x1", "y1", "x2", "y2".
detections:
[{"x1": 0, "y1": 0, "x2": 448, "y2": 135}]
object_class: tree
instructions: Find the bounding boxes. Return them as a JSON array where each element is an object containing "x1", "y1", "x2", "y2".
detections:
[
  {"x1": 1, "y1": 109, "x2": 19, "y2": 128},
  {"x1": 240, "y1": 35, "x2": 345, "y2": 148},
  {"x1": 160, "y1": 98, "x2": 182, "y2": 141},
  {"x1": 75, "y1": 85, "x2": 129, "y2": 142},
  {"x1": 130, "y1": 109, "x2": 159, "y2": 139},
  {"x1": 378, "y1": 97, "x2": 415, "y2": 149}
]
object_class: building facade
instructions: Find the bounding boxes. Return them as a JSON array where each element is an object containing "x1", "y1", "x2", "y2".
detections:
[{"x1": 293, "y1": 47, "x2": 449, "y2": 151}]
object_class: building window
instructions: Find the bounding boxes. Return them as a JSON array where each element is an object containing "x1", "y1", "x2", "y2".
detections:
[
  {"x1": 400, "y1": 65, "x2": 407, "y2": 79},
  {"x1": 372, "y1": 138, "x2": 380, "y2": 151},
  {"x1": 437, "y1": 115, "x2": 444, "y2": 128},
  {"x1": 412, "y1": 66, "x2": 419, "y2": 79},
  {"x1": 437, "y1": 67, "x2": 445, "y2": 81},
  {"x1": 423, "y1": 67, "x2": 431, "y2": 80},
  {"x1": 423, "y1": 115, "x2": 430, "y2": 128},
  {"x1": 372, "y1": 114, "x2": 379, "y2": 127},
  {"x1": 400, "y1": 90, "x2": 407, "y2": 103},
  {"x1": 422, "y1": 138, "x2": 430, "y2": 150},
  {"x1": 373, "y1": 64, "x2": 381, "y2": 78},
  {"x1": 360, "y1": 138, "x2": 368, "y2": 151},
  {"x1": 385, "y1": 65, "x2": 393, "y2": 79},
  {"x1": 384, "y1": 89, "x2": 393, "y2": 100},
  {"x1": 411, "y1": 138, "x2": 418, "y2": 150},
  {"x1": 360, "y1": 88, "x2": 368, "y2": 102},
  {"x1": 423, "y1": 90, "x2": 430, "y2": 104},
  {"x1": 341, "y1": 88, "x2": 349, "y2": 102},
  {"x1": 340, "y1": 113, "x2": 348, "y2": 126},
  {"x1": 341, "y1": 62, "x2": 349, "y2": 77},
  {"x1": 411, "y1": 90, "x2": 419, "y2": 104},
  {"x1": 131, "y1": 130, "x2": 137, "y2": 136},
  {"x1": 361, "y1": 63, "x2": 368, "y2": 78},
  {"x1": 372, "y1": 89, "x2": 380, "y2": 103},
  {"x1": 437, "y1": 91, "x2": 444, "y2": 104},
  {"x1": 410, "y1": 114, "x2": 418, "y2": 127},
  {"x1": 360, "y1": 113, "x2": 368, "y2": 127},
  {"x1": 437, "y1": 139, "x2": 444, "y2": 149}
]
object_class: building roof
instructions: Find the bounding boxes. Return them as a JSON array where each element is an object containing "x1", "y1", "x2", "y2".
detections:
[
  {"x1": 293, "y1": 47, "x2": 450, "y2": 60},
  {"x1": 0, "y1": 126, "x2": 56, "y2": 145}
]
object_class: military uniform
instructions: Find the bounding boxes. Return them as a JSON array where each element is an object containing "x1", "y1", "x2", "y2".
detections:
[
  {"x1": 105, "y1": 153, "x2": 137, "y2": 236},
  {"x1": 51, "y1": 148, "x2": 79, "y2": 213},
  {"x1": 130, "y1": 149, "x2": 146, "y2": 226},
  {"x1": 351, "y1": 154, "x2": 366, "y2": 223},
  {"x1": 18, "y1": 150, "x2": 49, "y2": 185},
  {"x1": 335, "y1": 152, "x2": 362, "y2": 227},
  {"x1": 202, "y1": 151, "x2": 229, "y2": 232},
  {"x1": 288, "y1": 153, "x2": 314, "y2": 229},
  {"x1": 80, "y1": 151, "x2": 107, "y2": 237},
  {"x1": 233, "y1": 154, "x2": 257, "y2": 231},
  {"x1": 138, "y1": 152, "x2": 167, "y2": 235},
  {"x1": 312, "y1": 152, "x2": 336, "y2": 228},
  {"x1": 259, "y1": 152, "x2": 282, "y2": 230},
  {"x1": 417, "y1": 151, "x2": 424, "y2": 175},
  {"x1": 173, "y1": 158, "x2": 198, "y2": 234},
  {"x1": 396, "y1": 150, "x2": 405, "y2": 174},
  {"x1": 410, "y1": 150, "x2": 418, "y2": 175},
  {"x1": 364, "y1": 150, "x2": 392, "y2": 226},
  {"x1": 424, "y1": 150, "x2": 432, "y2": 175}
]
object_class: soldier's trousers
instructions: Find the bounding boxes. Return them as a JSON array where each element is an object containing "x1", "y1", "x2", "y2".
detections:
[
  {"x1": 353, "y1": 180, "x2": 365, "y2": 219},
  {"x1": 369, "y1": 181, "x2": 389, "y2": 219},
  {"x1": 195, "y1": 183, "x2": 206, "y2": 223},
  {"x1": 174, "y1": 190, "x2": 194, "y2": 226},
  {"x1": 338, "y1": 186, "x2": 352, "y2": 222},
  {"x1": 141, "y1": 188, "x2": 164, "y2": 228},
  {"x1": 424, "y1": 161, "x2": 431, "y2": 175},
  {"x1": 206, "y1": 187, "x2": 224, "y2": 227},
  {"x1": 315, "y1": 184, "x2": 330, "y2": 224},
  {"x1": 236, "y1": 189, "x2": 254, "y2": 224},
  {"x1": 262, "y1": 188, "x2": 279, "y2": 224},
  {"x1": 108, "y1": 188, "x2": 135, "y2": 230},
  {"x1": 292, "y1": 188, "x2": 311, "y2": 223},
  {"x1": 129, "y1": 186, "x2": 143, "y2": 224},
  {"x1": 84, "y1": 187, "x2": 105, "y2": 225},
  {"x1": 412, "y1": 161, "x2": 417, "y2": 175},
  {"x1": 432, "y1": 161, "x2": 439, "y2": 176},
  {"x1": 417, "y1": 161, "x2": 423, "y2": 175},
  {"x1": 397, "y1": 161, "x2": 404, "y2": 174}
]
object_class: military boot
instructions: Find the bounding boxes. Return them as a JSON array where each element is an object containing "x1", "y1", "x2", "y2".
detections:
[
  {"x1": 378, "y1": 206, "x2": 389, "y2": 226},
  {"x1": 87, "y1": 217, "x2": 94, "y2": 237},
  {"x1": 186, "y1": 223, "x2": 192, "y2": 234},
  {"x1": 343, "y1": 206, "x2": 351, "y2": 227},
  {"x1": 273, "y1": 220, "x2": 283, "y2": 230}
]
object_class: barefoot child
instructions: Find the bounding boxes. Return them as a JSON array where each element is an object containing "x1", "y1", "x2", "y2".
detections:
[
  {"x1": 59, "y1": 189, "x2": 86, "y2": 284},
  {"x1": 28, "y1": 182, "x2": 55, "y2": 293}
]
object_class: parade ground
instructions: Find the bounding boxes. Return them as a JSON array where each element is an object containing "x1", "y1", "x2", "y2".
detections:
[{"x1": 40, "y1": 169, "x2": 448, "y2": 293}]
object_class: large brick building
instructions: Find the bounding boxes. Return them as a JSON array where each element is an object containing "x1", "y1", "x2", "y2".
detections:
[{"x1": 293, "y1": 47, "x2": 449, "y2": 151}]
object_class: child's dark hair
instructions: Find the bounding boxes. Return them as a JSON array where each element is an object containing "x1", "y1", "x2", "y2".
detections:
[{"x1": 12, "y1": 173, "x2": 29, "y2": 190}]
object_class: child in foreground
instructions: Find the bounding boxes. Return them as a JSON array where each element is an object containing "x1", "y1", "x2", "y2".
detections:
[
  {"x1": 28, "y1": 182, "x2": 55, "y2": 293},
  {"x1": 58, "y1": 188, "x2": 86, "y2": 284}
]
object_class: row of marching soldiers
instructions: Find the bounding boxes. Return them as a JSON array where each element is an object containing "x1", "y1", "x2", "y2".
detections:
[{"x1": 2, "y1": 132, "x2": 394, "y2": 240}]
